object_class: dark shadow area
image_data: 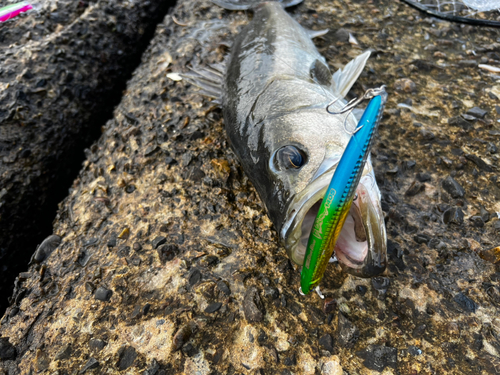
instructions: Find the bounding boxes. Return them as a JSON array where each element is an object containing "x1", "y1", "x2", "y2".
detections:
[{"x1": 0, "y1": 0, "x2": 177, "y2": 316}]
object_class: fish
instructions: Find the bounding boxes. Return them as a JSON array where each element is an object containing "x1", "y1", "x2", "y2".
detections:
[{"x1": 183, "y1": 0, "x2": 387, "y2": 279}]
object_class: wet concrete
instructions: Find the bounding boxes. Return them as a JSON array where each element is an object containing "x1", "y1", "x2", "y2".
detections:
[
  {"x1": 0, "y1": 0, "x2": 499, "y2": 374},
  {"x1": 0, "y1": 0, "x2": 175, "y2": 314}
]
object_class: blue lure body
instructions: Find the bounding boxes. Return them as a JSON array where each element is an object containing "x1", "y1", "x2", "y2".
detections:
[{"x1": 300, "y1": 94, "x2": 385, "y2": 294}]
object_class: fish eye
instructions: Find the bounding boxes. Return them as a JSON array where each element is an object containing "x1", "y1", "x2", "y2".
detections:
[{"x1": 272, "y1": 146, "x2": 307, "y2": 171}]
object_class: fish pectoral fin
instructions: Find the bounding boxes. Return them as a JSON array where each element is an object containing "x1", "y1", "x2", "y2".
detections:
[
  {"x1": 181, "y1": 63, "x2": 225, "y2": 100},
  {"x1": 306, "y1": 28, "x2": 329, "y2": 39},
  {"x1": 331, "y1": 50, "x2": 371, "y2": 98}
]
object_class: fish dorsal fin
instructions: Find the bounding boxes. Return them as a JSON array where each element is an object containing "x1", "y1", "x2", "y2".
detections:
[
  {"x1": 177, "y1": 58, "x2": 228, "y2": 103},
  {"x1": 332, "y1": 50, "x2": 371, "y2": 98}
]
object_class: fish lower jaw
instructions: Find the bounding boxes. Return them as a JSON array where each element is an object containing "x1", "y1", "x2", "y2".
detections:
[{"x1": 290, "y1": 198, "x2": 369, "y2": 267}]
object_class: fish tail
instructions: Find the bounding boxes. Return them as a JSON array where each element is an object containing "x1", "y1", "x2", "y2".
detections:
[{"x1": 211, "y1": 0, "x2": 303, "y2": 11}]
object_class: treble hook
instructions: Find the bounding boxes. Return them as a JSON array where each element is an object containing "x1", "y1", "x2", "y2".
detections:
[{"x1": 326, "y1": 85, "x2": 387, "y2": 135}]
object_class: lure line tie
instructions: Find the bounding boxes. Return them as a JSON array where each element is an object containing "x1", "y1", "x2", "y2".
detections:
[{"x1": 326, "y1": 85, "x2": 387, "y2": 135}]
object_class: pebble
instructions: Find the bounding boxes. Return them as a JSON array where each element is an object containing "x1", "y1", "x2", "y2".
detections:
[
  {"x1": 487, "y1": 142, "x2": 498, "y2": 154},
  {"x1": 405, "y1": 180, "x2": 425, "y2": 196},
  {"x1": 448, "y1": 116, "x2": 472, "y2": 129},
  {"x1": 465, "y1": 154, "x2": 492, "y2": 172},
  {"x1": 458, "y1": 60, "x2": 477, "y2": 67},
  {"x1": 356, "y1": 285, "x2": 368, "y2": 295},
  {"x1": 129, "y1": 255, "x2": 141, "y2": 266},
  {"x1": 133, "y1": 242, "x2": 142, "y2": 251},
  {"x1": 442, "y1": 176, "x2": 465, "y2": 198},
  {"x1": 414, "y1": 233, "x2": 429, "y2": 245},
  {"x1": 144, "y1": 145, "x2": 159, "y2": 157},
  {"x1": 461, "y1": 114, "x2": 476, "y2": 121},
  {"x1": 386, "y1": 166, "x2": 399, "y2": 174},
  {"x1": 88, "y1": 338, "x2": 105, "y2": 351},
  {"x1": 323, "y1": 298, "x2": 337, "y2": 314},
  {"x1": 283, "y1": 353, "x2": 297, "y2": 366},
  {"x1": 204, "y1": 302, "x2": 222, "y2": 313},
  {"x1": 416, "y1": 172, "x2": 431, "y2": 182},
  {"x1": 393, "y1": 78, "x2": 416, "y2": 93},
  {"x1": 480, "y1": 207, "x2": 490, "y2": 222},
  {"x1": 407, "y1": 345, "x2": 422, "y2": 356},
  {"x1": 217, "y1": 280, "x2": 231, "y2": 296},
  {"x1": 172, "y1": 322, "x2": 195, "y2": 351},
  {"x1": 189, "y1": 269, "x2": 201, "y2": 286},
  {"x1": 198, "y1": 254, "x2": 219, "y2": 267},
  {"x1": 454, "y1": 292, "x2": 478, "y2": 313},
  {"x1": 130, "y1": 305, "x2": 142, "y2": 319},
  {"x1": 117, "y1": 245, "x2": 130, "y2": 258},
  {"x1": 334, "y1": 28, "x2": 350, "y2": 42},
  {"x1": 152, "y1": 236, "x2": 166, "y2": 249},
  {"x1": 35, "y1": 351, "x2": 49, "y2": 371},
  {"x1": 356, "y1": 345, "x2": 397, "y2": 372},
  {"x1": 79, "y1": 358, "x2": 99, "y2": 374},
  {"x1": 243, "y1": 286, "x2": 265, "y2": 323},
  {"x1": 0, "y1": 337, "x2": 16, "y2": 360},
  {"x1": 182, "y1": 343, "x2": 198, "y2": 357},
  {"x1": 469, "y1": 216, "x2": 484, "y2": 228},
  {"x1": 442, "y1": 207, "x2": 464, "y2": 225},
  {"x1": 54, "y1": 344, "x2": 72, "y2": 360},
  {"x1": 83, "y1": 238, "x2": 98, "y2": 247},
  {"x1": 94, "y1": 287, "x2": 113, "y2": 302},
  {"x1": 441, "y1": 157, "x2": 453, "y2": 168},
  {"x1": 337, "y1": 312, "x2": 359, "y2": 348},
  {"x1": 33, "y1": 234, "x2": 61, "y2": 263},
  {"x1": 107, "y1": 237, "x2": 117, "y2": 248},
  {"x1": 478, "y1": 246, "x2": 500, "y2": 264},
  {"x1": 319, "y1": 334, "x2": 334, "y2": 353},
  {"x1": 264, "y1": 287, "x2": 279, "y2": 300},
  {"x1": 143, "y1": 359, "x2": 160, "y2": 375},
  {"x1": 420, "y1": 128, "x2": 435, "y2": 141},
  {"x1": 466, "y1": 106, "x2": 488, "y2": 119},
  {"x1": 405, "y1": 160, "x2": 416, "y2": 169},
  {"x1": 125, "y1": 185, "x2": 136, "y2": 194},
  {"x1": 165, "y1": 156, "x2": 177, "y2": 165},
  {"x1": 117, "y1": 346, "x2": 137, "y2": 370},
  {"x1": 372, "y1": 277, "x2": 390, "y2": 295},
  {"x1": 157, "y1": 244, "x2": 178, "y2": 264},
  {"x1": 77, "y1": 250, "x2": 90, "y2": 266}
]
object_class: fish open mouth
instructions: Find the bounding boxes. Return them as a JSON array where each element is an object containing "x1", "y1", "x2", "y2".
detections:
[{"x1": 282, "y1": 169, "x2": 387, "y2": 278}]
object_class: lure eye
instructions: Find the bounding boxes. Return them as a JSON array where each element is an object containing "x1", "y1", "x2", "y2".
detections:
[{"x1": 273, "y1": 146, "x2": 307, "y2": 171}]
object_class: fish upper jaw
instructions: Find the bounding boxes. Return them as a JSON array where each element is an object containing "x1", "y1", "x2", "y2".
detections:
[{"x1": 281, "y1": 163, "x2": 387, "y2": 278}]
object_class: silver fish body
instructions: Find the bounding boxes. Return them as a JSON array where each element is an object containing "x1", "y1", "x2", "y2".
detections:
[{"x1": 186, "y1": 1, "x2": 387, "y2": 277}]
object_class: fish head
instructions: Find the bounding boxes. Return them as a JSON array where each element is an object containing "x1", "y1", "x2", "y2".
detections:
[{"x1": 261, "y1": 98, "x2": 386, "y2": 278}]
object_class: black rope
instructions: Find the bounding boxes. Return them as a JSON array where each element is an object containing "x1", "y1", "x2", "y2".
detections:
[{"x1": 400, "y1": 0, "x2": 500, "y2": 27}]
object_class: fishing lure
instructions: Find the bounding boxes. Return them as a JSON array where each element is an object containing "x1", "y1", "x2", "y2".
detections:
[
  {"x1": 300, "y1": 88, "x2": 386, "y2": 295},
  {"x1": 0, "y1": 1, "x2": 33, "y2": 23}
]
